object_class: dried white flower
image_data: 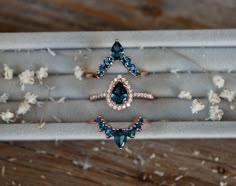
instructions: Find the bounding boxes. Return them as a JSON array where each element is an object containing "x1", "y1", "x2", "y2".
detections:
[
  {"x1": 190, "y1": 99, "x2": 205, "y2": 114},
  {"x1": 219, "y1": 89, "x2": 235, "y2": 102},
  {"x1": 24, "y1": 92, "x2": 38, "y2": 104},
  {"x1": 0, "y1": 93, "x2": 9, "y2": 103},
  {"x1": 73, "y1": 66, "x2": 85, "y2": 80},
  {"x1": 208, "y1": 90, "x2": 221, "y2": 105},
  {"x1": 178, "y1": 91, "x2": 192, "y2": 100},
  {"x1": 212, "y1": 75, "x2": 224, "y2": 89},
  {"x1": 0, "y1": 110, "x2": 15, "y2": 123},
  {"x1": 208, "y1": 106, "x2": 224, "y2": 121},
  {"x1": 18, "y1": 70, "x2": 35, "y2": 91},
  {"x1": 16, "y1": 102, "x2": 31, "y2": 115},
  {"x1": 36, "y1": 67, "x2": 48, "y2": 84},
  {"x1": 3, "y1": 64, "x2": 14, "y2": 80}
]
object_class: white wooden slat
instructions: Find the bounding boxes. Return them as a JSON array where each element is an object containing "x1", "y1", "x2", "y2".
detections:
[
  {"x1": 0, "y1": 99, "x2": 234, "y2": 123},
  {"x1": 0, "y1": 30, "x2": 236, "y2": 50}
]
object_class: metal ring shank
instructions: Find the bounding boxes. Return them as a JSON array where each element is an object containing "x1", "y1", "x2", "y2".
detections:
[{"x1": 90, "y1": 92, "x2": 154, "y2": 101}]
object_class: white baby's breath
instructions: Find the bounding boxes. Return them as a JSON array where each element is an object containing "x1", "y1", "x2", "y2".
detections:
[
  {"x1": 3, "y1": 64, "x2": 13, "y2": 80},
  {"x1": 208, "y1": 105, "x2": 224, "y2": 121},
  {"x1": 0, "y1": 93, "x2": 9, "y2": 103},
  {"x1": 212, "y1": 75, "x2": 224, "y2": 89},
  {"x1": 73, "y1": 66, "x2": 85, "y2": 80},
  {"x1": 36, "y1": 67, "x2": 48, "y2": 84},
  {"x1": 18, "y1": 70, "x2": 35, "y2": 91},
  {"x1": 219, "y1": 89, "x2": 235, "y2": 102},
  {"x1": 190, "y1": 99, "x2": 205, "y2": 114},
  {"x1": 24, "y1": 92, "x2": 38, "y2": 104},
  {"x1": 178, "y1": 91, "x2": 192, "y2": 100},
  {"x1": 16, "y1": 102, "x2": 31, "y2": 115},
  {"x1": 208, "y1": 90, "x2": 221, "y2": 105},
  {"x1": 0, "y1": 110, "x2": 15, "y2": 123}
]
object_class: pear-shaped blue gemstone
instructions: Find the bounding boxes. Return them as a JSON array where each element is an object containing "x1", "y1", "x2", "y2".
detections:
[
  {"x1": 111, "y1": 41, "x2": 124, "y2": 60},
  {"x1": 111, "y1": 82, "x2": 129, "y2": 104},
  {"x1": 114, "y1": 129, "x2": 127, "y2": 148}
]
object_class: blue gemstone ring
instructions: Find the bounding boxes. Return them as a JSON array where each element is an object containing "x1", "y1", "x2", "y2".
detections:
[
  {"x1": 86, "y1": 39, "x2": 147, "y2": 78},
  {"x1": 90, "y1": 75, "x2": 154, "y2": 110},
  {"x1": 92, "y1": 115, "x2": 150, "y2": 149}
]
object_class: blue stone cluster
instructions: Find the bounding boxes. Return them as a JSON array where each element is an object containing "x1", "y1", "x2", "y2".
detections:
[
  {"x1": 96, "y1": 57, "x2": 113, "y2": 78},
  {"x1": 95, "y1": 116, "x2": 144, "y2": 148},
  {"x1": 121, "y1": 56, "x2": 140, "y2": 77},
  {"x1": 96, "y1": 40, "x2": 140, "y2": 78}
]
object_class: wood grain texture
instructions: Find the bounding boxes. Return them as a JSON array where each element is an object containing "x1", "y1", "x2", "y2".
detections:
[{"x1": 0, "y1": 0, "x2": 236, "y2": 186}]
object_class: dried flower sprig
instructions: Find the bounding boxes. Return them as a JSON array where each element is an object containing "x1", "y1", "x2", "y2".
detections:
[
  {"x1": 18, "y1": 70, "x2": 35, "y2": 91},
  {"x1": 3, "y1": 64, "x2": 14, "y2": 80},
  {"x1": 73, "y1": 66, "x2": 85, "y2": 80},
  {"x1": 190, "y1": 99, "x2": 205, "y2": 114},
  {"x1": 36, "y1": 67, "x2": 48, "y2": 84},
  {"x1": 0, "y1": 110, "x2": 15, "y2": 123},
  {"x1": 0, "y1": 93, "x2": 9, "y2": 103}
]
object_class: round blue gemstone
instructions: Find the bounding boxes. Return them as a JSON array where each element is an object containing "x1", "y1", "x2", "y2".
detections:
[
  {"x1": 99, "y1": 64, "x2": 106, "y2": 71},
  {"x1": 111, "y1": 82, "x2": 129, "y2": 104},
  {"x1": 111, "y1": 41, "x2": 124, "y2": 60},
  {"x1": 96, "y1": 71, "x2": 103, "y2": 78},
  {"x1": 104, "y1": 57, "x2": 113, "y2": 66},
  {"x1": 114, "y1": 129, "x2": 127, "y2": 148},
  {"x1": 129, "y1": 64, "x2": 137, "y2": 73},
  {"x1": 122, "y1": 56, "x2": 131, "y2": 66}
]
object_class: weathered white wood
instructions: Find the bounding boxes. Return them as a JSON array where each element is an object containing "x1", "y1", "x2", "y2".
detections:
[
  {"x1": 0, "y1": 30, "x2": 236, "y2": 50},
  {"x1": 0, "y1": 122, "x2": 235, "y2": 140},
  {"x1": 0, "y1": 99, "x2": 233, "y2": 123}
]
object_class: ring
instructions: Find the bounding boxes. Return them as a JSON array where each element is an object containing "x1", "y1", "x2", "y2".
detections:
[
  {"x1": 85, "y1": 39, "x2": 147, "y2": 79},
  {"x1": 90, "y1": 75, "x2": 154, "y2": 110},
  {"x1": 91, "y1": 116, "x2": 151, "y2": 148}
]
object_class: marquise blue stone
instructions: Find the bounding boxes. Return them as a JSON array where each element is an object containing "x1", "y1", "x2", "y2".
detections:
[
  {"x1": 114, "y1": 129, "x2": 127, "y2": 148},
  {"x1": 111, "y1": 41, "x2": 124, "y2": 60},
  {"x1": 129, "y1": 64, "x2": 137, "y2": 74},
  {"x1": 111, "y1": 82, "x2": 129, "y2": 104}
]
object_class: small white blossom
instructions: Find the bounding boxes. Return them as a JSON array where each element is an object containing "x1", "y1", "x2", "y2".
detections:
[
  {"x1": 208, "y1": 106, "x2": 224, "y2": 121},
  {"x1": 24, "y1": 92, "x2": 38, "y2": 104},
  {"x1": 16, "y1": 102, "x2": 31, "y2": 115},
  {"x1": 3, "y1": 64, "x2": 13, "y2": 80},
  {"x1": 208, "y1": 90, "x2": 221, "y2": 105},
  {"x1": 0, "y1": 110, "x2": 15, "y2": 123},
  {"x1": 178, "y1": 91, "x2": 192, "y2": 100},
  {"x1": 0, "y1": 93, "x2": 9, "y2": 103},
  {"x1": 212, "y1": 75, "x2": 224, "y2": 89},
  {"x1": 18, "y1": 70, "x2": 35, "y2": 91},
  {"x1": 190, "y1": 99, "x2": 205, "y2": 114},
  {"x1": 219, "y1": 89, "x2": 235, "y2": 102},
  {"x1": 73, "y1": 66, "x2": 85, "y2": 80},
  {"x1": 36, "y1": 67, "x2": 48, "y2": 84}
]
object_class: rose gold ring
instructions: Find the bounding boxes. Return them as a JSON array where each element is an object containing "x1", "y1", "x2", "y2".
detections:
[{"x1": 89, "y1": 75, "x2": 154, "y2": 111}]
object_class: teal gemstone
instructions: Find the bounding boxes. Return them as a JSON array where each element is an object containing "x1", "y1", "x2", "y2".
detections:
[
  {"x1": 104, "y1": 57, "x2": 113, "y2": 66},
  {"x1": 96, "y1": 71, "x2": 103, "y2": 78},
  {"x1": 122, "y1": 56, "x2": 131, "y2": 66},
  {"x1": 111, "y1": 41, "x2": 124, "y2": 60},
  {"x1": 111, "y1": 82, "x2": 129, "y2": 104},
  {"x1": 129, "y1": 64, "x2": 137, "y2": 73},
  {"x1": 114, "y1": 129, "x2": 127, "y2": 148},
  {"x1": 105, "y1": 127, "x2": 114, "y2": 138},
  {"x1": 127, "y1": 128, "x2": 136, "y2": 138},
  {"x1": 99, "y1": 64, "x2": 106, "y2": 71}
]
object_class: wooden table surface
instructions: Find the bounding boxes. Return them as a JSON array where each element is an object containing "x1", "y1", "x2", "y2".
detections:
[{"x1": 0, "y1": 1, "x2": 236, "y2": 186}]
